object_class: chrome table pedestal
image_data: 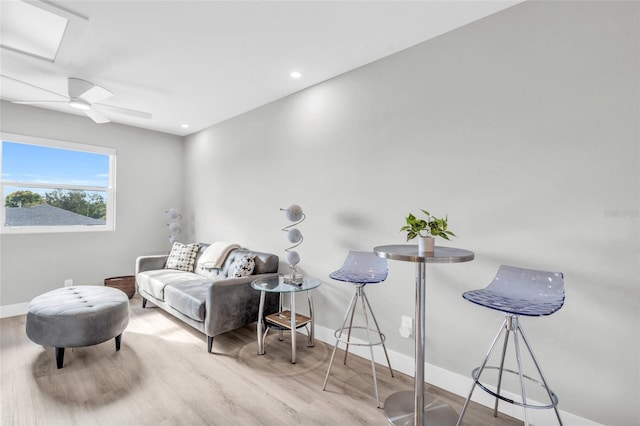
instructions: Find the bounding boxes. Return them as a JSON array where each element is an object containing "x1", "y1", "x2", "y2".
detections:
[
  {"x1": 385, "y1": 391, "x2": 459, "y2": 426},
  {"x1": 374, "y1": 245, "x2": 474, "y2": 426}
]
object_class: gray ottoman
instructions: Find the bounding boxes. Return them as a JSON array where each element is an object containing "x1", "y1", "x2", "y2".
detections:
[{"x1": 26, "y1": 286, "x2": 130, "y2": 368}]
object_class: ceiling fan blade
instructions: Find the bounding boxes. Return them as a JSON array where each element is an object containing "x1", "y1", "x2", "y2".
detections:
[
  {"x1": 79, "y1": 85, "x2": 113, "y2": 104},
  {"x1": 1, "y1": 74, "x2": 68, "y2": 99},
  {"x1": 95, "y1": 103, "x2": 152, "y2": 120},
  {"x1": 83, "y1": 109, "x2": 110, "y2": 124},
  {"x1": 12, "y1": 100, "x2": 69, "y2": 105},
  {"x1": 68, "y1": 78, "x2": 113, "y2": 104}
]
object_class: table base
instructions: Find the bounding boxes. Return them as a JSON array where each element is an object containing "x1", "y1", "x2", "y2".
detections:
[{"x1": 384, "y1": 391, "x2": 459, "y2": 426}]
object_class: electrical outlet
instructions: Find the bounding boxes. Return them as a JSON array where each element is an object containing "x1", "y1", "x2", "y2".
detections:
[
  {"x1": 399, "y1": 315, "x2": 413, "y2": 338},
  {"x1": 64, "y1": 279, "x2": 73, "y2": 287}
]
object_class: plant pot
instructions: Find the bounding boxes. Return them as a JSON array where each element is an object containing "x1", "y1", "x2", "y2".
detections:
[{"x1": 417, "y1": 236, "x2": 435, "y2": 253}]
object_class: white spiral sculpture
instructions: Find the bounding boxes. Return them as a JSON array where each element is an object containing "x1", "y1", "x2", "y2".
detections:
[
  {"x1": 281, "y1": 204, "x2": 305, "y2": 284},
  {"x1": 166, "y1": 208, "x2": 182, "y2": 244}
]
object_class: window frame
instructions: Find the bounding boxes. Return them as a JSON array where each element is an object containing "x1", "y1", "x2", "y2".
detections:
[{"x1": 0, "y1": 132, "x2": 116, "y2": 234}]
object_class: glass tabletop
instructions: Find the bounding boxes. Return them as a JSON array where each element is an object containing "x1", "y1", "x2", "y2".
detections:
[{"x1": 251, "y1": 275, "x2": 323, "y2": 293}]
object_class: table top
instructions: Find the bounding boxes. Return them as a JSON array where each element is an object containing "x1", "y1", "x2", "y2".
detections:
[
  {"x1": 251, "y1": 275, "x2": 323, "y2": 293},
  {"x1": 374, "y1": 244, "x2": 475, "y2": 264}
]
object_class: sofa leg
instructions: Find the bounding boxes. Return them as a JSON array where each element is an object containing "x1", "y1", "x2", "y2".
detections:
[
  {"x1": 55, "y1": 347, "x2": 65, "y2": 369},
  {"x1": 142, "y1": 298, "x2": 147, "y2": 308},
  {"x1": 115, "y1": 334, "x2": 122, "y2": 351},
  {"x1": 207, "y1": 336, "x2": 214, "y2": 353}
]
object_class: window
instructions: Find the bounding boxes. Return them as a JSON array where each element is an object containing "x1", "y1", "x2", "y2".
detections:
[{"x1": 0, "y1": 133, "x2": 116, "y2": 234}]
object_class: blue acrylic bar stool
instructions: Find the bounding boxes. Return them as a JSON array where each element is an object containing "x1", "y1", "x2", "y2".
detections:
[
  {"x1": 457, "y1": 265, "x2": 565, "y2": 426},
  {"x1": 322, "y1": 251, "x2": 394, "y2": 407}
]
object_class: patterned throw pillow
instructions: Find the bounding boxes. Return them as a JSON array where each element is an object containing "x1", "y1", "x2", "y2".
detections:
[
  {"x1": 165, "y1": 242, "x2": 200, "y2": 272},
  {"x1": 228, "y1": 254, "x2": 256, "y2": 278}
]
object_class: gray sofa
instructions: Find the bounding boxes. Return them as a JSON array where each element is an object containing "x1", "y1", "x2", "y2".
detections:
[{"x1": 135, "y1": 244, "x2": 279, "y2": 352}]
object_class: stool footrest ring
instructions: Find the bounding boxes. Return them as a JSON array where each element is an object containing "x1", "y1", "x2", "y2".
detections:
[
  {"x1": 333, "y1": 326, "x2": 386, "y2": 347},
  {"x1": 472, "y1": 366, "x2": 559, "y2": 410}
]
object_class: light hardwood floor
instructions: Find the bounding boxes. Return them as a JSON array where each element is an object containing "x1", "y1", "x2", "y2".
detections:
[{"x1": 1, "y1": 295, "x2": 521, "y2": 426}]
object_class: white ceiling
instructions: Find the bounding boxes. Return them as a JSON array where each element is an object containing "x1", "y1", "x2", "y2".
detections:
[{"x1": 0, "y1": 1, "x2": 520, "y2": 136}]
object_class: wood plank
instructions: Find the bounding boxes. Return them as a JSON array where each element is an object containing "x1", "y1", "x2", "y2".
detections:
[{"x1": 266, "y1": 310, "x2": 312, "y2": 329}]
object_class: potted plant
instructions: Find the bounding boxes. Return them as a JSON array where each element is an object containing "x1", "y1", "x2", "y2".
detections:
[{"x1": 400, "y1": 209, "x2": 456, "y2": 253}]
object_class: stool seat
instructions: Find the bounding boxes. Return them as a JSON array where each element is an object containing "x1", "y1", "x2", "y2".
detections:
[
  {"x1": 329, "y1": 270, "x2": 387, "y2": 284},
  {"x1": 463, "y1": 264, "x2": 564, "y2": 316},
  {"x1": 329, "y1": 251, "x2": 388, "y2": 284}
]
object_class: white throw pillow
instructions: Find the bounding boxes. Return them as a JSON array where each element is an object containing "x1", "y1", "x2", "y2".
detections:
[
  {"x1": 165, "y1": 242, "x2": 200, "y2": 272},
  {"x1": 228, "y1": 254, "x2": 256, "y2": 278}
]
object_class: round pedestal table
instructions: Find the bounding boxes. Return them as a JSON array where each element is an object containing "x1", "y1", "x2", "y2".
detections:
[{"x1": 374, "y1": 245, "x2": 474, "y2": 426}]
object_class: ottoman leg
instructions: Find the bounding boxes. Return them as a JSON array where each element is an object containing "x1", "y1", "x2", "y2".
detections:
[
  {"x1": 142, "y1": 298, "x2": 147, "y2": 308},
  {"x1": 115, "y1": 334, "x2": 122, "y2": 351},
  {"x1": 55, "y1": 347, "x2": 65, "y2": 369}
]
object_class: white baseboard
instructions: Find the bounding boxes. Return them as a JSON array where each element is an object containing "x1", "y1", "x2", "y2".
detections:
[
  {"x1": 313, "y1": 324, "x2": 602, "y2": 426},
  {"x1": 0, "y1": 302, "x2": 29, "y2": 318}
]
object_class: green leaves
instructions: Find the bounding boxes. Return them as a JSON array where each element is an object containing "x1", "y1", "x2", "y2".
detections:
[
  {"x1": 45, "y1": 190, "x2": 107, "y2": 220},
  {"x1": 400, "y1": 210, "x2": 456, "y2": 241},
  {"x1": 4, "y1": 190, "x2": 43, "y2": 208}
]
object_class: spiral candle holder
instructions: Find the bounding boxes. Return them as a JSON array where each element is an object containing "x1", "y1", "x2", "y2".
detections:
[{"x1": 281, "y1": 204, "x2": 305, "y2": 284}]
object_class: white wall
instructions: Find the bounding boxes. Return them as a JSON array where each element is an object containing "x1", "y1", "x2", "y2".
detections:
[
  {"x1": 0, "y1": 101, "x2": 184, "y2": 308},
  {"x1": 184, "y1": 2, "x2": 639, "y2": 425}
]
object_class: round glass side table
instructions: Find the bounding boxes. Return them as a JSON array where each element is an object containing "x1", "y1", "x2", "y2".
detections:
[{"x1": 251, "y1": 275, "x2": 323, "y2": 363}]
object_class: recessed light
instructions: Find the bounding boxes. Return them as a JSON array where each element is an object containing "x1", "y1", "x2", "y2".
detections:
[
  {"x1": 181, "y1": 124, "x2": 189, "y2": 129},
  {"x1": 290, "y1": 71, "x2": 302, "y2": 79}
]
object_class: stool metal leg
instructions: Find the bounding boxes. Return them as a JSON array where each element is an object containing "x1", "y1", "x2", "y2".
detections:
[
  {"x1": 323, "y1": 284, "x2": 394, "y2": 407},
  {"x1": 362, "y1": 290, "x2": 394, "y2": 378},
  {"x1": 457, "y1": 318, "x2": 508, "y2": 426},
  {"x1": 457, "y1": 315, "x2": 562, "y2": 426},
  {"x1": 323, "y1": 290, "x2": 358, "y2": 390},
  {"x1": 512, "y1": 318, "x2": 530, "y2": 426},
  {"x1": 518, "y1": 322, "x2": 563, "y2": 425},
  {"x1": 360, "y1": 287, "x2": 381, "y2": 407},
  {"x1": 493, "y1": 322, "x2": 510, "y2": 417},
  {"x1": 343, "y1": 287, "x2": 360, "y2": 365}
]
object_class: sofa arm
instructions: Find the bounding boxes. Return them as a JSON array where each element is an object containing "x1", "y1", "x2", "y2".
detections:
[
  {"x1": 136, "y1": 255, "x2": 168, "y2": 274},
  {"x1": 204, "y1": 273, "x2": 280, "y2": 337}
]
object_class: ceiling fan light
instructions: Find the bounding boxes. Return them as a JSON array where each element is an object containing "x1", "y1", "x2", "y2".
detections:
[{"x1": 69, "y1": 98, "x2": 91, "y2": 110}]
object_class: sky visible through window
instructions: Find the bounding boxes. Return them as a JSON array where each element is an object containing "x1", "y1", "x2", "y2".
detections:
[
  {"x1": 2, "y1": 141, "x2": 109, "y2": 190},
  {"x1": 2, "y1": 139, "x2": 113, "y2": 230}
]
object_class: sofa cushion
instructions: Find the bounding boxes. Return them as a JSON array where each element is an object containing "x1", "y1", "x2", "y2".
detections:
[
  {"x1": 164, "y1": 282, "x2": 209, "y2": 322},
  {"x1": 253, "y1": 254, "x2": 276, "y2": 275},
  {"x1": 137, "y1": 269, "x2": 202, "y2": 300},
  {"x1": 228, "y1": 254, "x2": 256, "y2": 278},
  {"x1": 165, "y1": 242, "x2": 200, "y2": 272}
]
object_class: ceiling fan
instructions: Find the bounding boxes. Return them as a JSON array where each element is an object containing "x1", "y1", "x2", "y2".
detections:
[{"x1": 6, "y1": 75, "x2": 152, "y2": 124}]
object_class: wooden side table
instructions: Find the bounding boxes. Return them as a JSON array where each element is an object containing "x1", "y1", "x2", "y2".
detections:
[{"x1": 104, "y1": 276, "x2": 135, "y2": 299}]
